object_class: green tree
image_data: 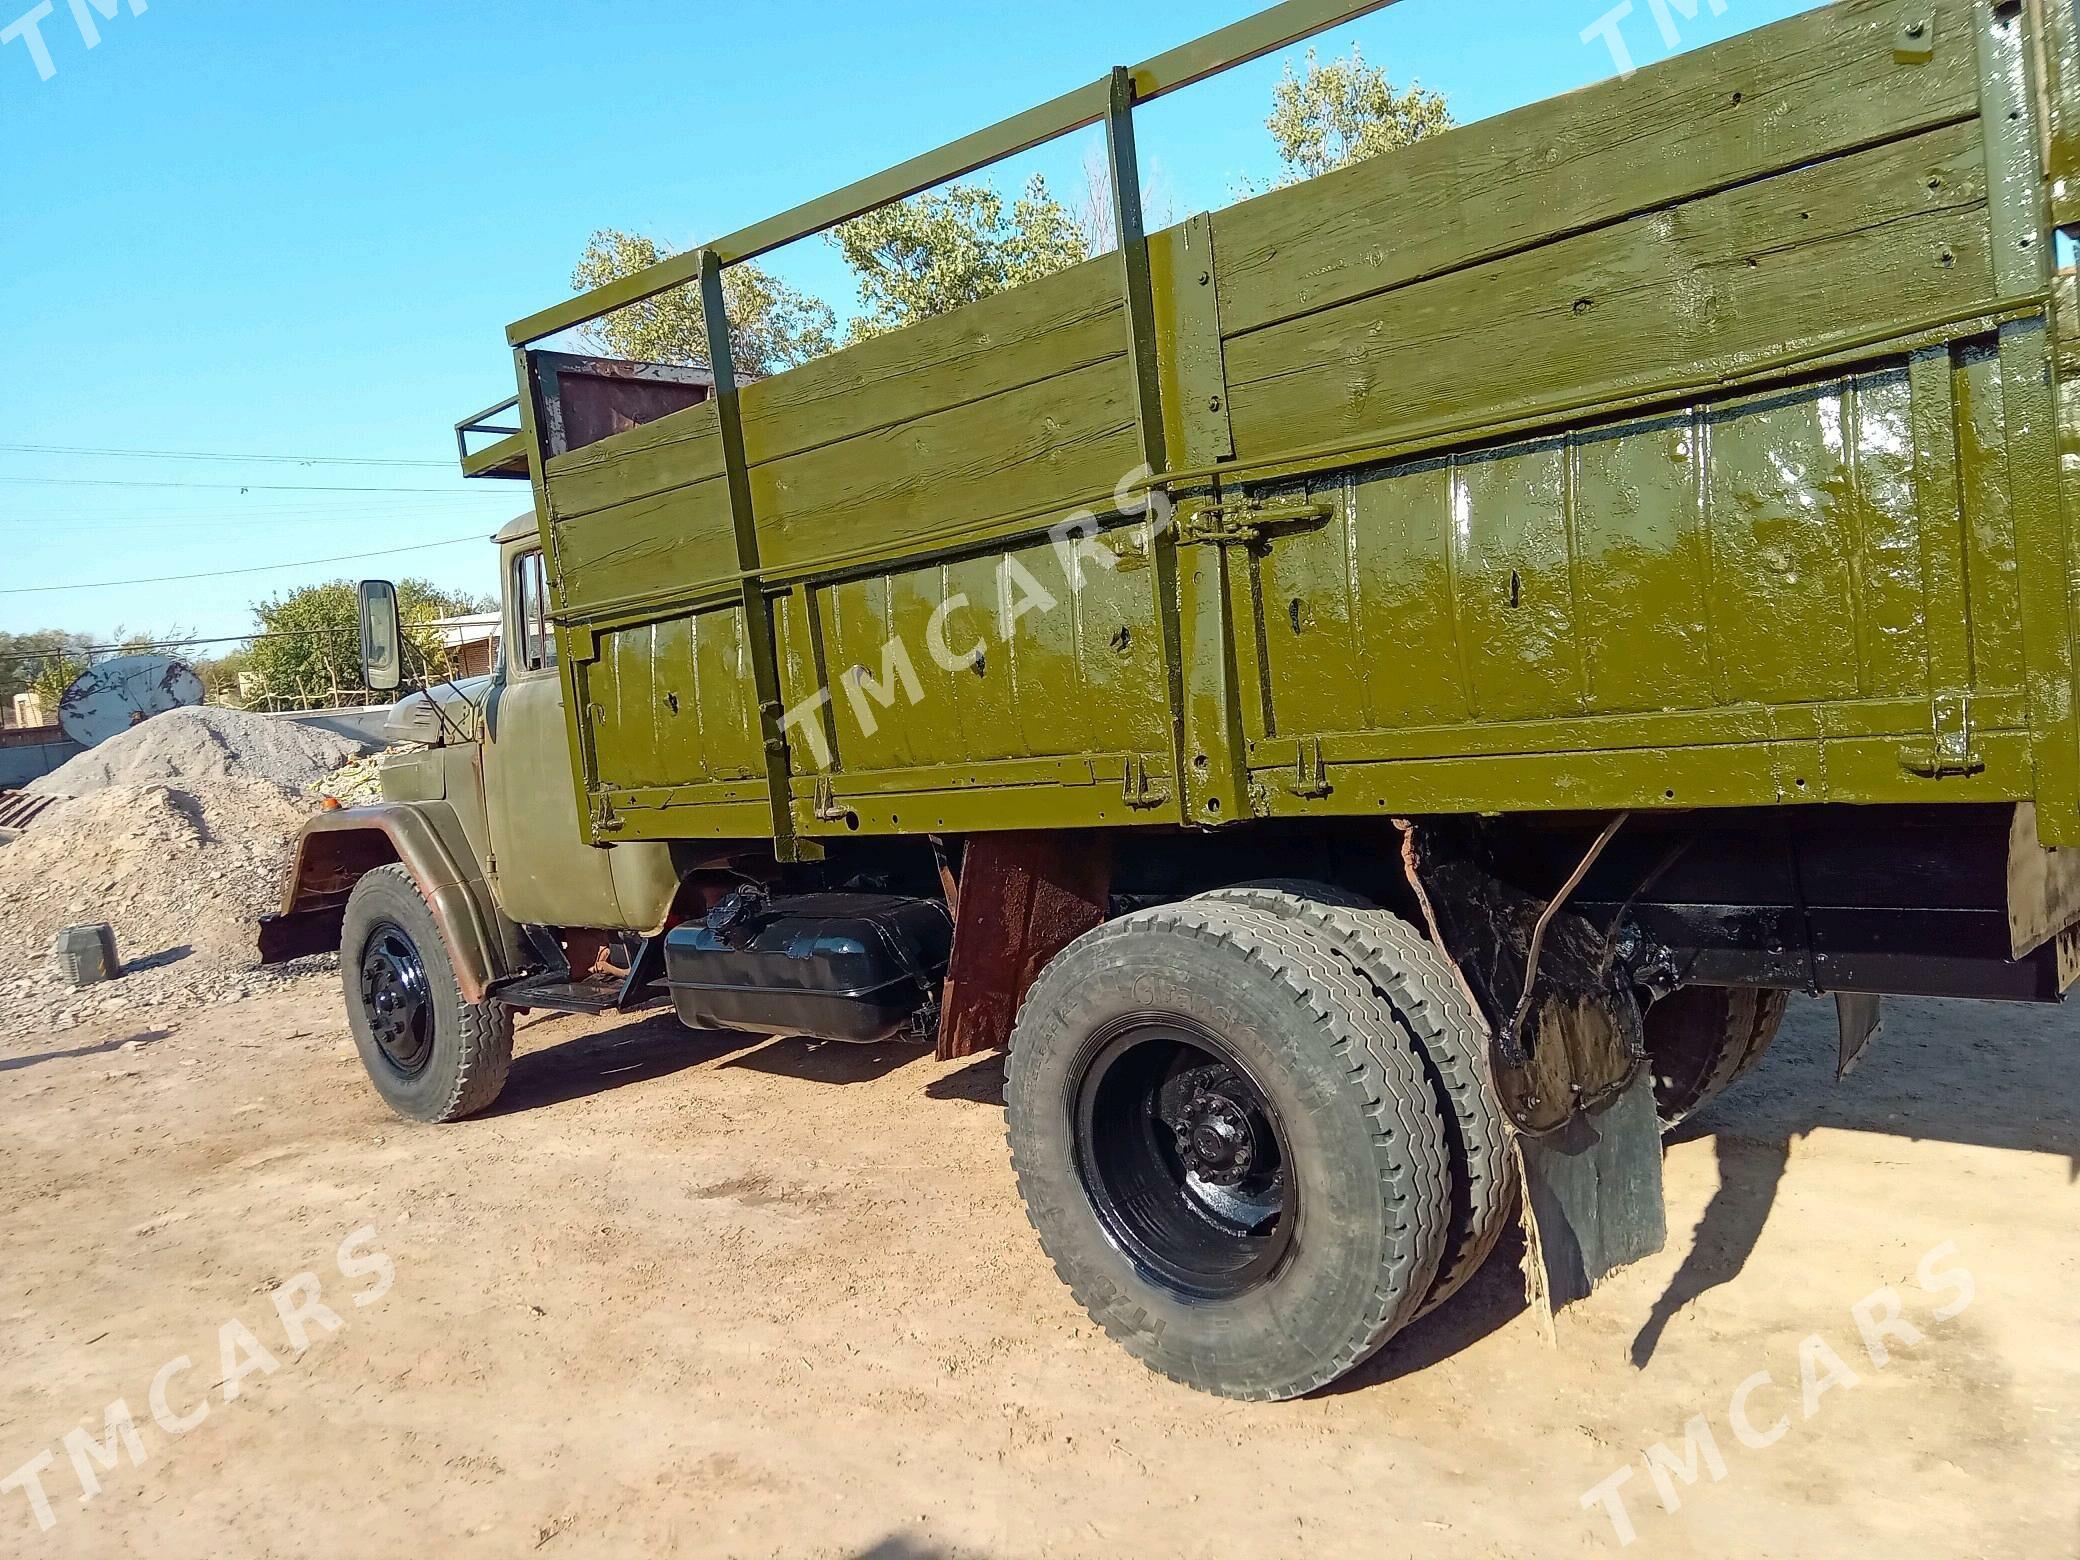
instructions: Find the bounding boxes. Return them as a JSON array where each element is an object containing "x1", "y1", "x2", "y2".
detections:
[
  {"x1": 1263, "y1": 46, "x2": 1453, "y2": 188},
  {"x1": 194, "y1": 647, "x2": 251, "y2": 706},
  {"x1": 243, "y1": 579, "x2": 490, "y2": 711},
  {"x1": 0, "y1": 630, "x2": 93, "y2": 714},
  {"x1": 829, "y1": 174, "x2": 1089, "y2": 342},
  {"x1": 27, "y1": 647, "x2": 88, "y2": 712},
  {"x1": 571, "y1": 229, "x2": 838, "y2": 375}
]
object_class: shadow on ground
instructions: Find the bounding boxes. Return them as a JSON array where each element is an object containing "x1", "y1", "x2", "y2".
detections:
[
  {"x1": 0, "y1": 1027, "x2": 174, "y2": 1074},
  {"x1": 476, "y1": 989, "x2": 2079, "y2": 1386},
  {"x1": 1627, "y1": 992, "x2": 2080, "y2": 1365},
  {"x1": 1330, "y1": 1225, "x2": 1531, "y2": 1393},
  {"x1": 487, "y1": 1013, "x2": 759, "y2": 1117}
]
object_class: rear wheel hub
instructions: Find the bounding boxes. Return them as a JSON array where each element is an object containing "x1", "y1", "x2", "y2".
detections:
[{"x1": 1072, "y1": 1024, "x2": 1296, "y2": 1302}]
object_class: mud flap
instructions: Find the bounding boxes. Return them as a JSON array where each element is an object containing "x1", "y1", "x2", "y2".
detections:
[
  {"x1": 938, "y1": 831, "x2": 1112, "y2": 1060},
  {"x1": 1517, "y1": 1068, "x2": 1667, "y2": 1320},
  {"x1": 1399, "y1": 820, "x2": 1672, "y2": 1320},
  {"x1": 1836, "y1": 992, "x2": 1883, "y2": 1079}
]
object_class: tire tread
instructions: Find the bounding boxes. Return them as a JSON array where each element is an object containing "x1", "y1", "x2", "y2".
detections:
[{"x1": 1006, "y1": 901, "x2": 1450, "y2": 1401}]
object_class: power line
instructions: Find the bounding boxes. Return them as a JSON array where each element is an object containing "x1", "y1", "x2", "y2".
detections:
[
  {"x1": 3, "y1": 627, "x2": 363, "y2": 668},
  {"x1": 0, "y1": 496, "x2": 528, "y2": 522},
  {"x1": 0, "y1": 476, "x2": 504, "y2": 495},
  {"x1": 0, "y1": 505, "x2": 522, "y2": 532},
  {"x1": 0, "y1": 442, "x2": 453, "y2": 468},
  {"x1": 0, "y1": 536, "x2": 487, "y2": 596}
]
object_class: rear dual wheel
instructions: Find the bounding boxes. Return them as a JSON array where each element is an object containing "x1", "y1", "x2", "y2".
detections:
[
  {"x1": 1644, "y1": 985, "x2": 1790, "y2": 1129},
  {"x1": 1197, "y1": 884, "x2": 1517, "y2": 1320},
  {"x1": 1005, "y1": 898, "x2": 1474, "y2": 1401}
]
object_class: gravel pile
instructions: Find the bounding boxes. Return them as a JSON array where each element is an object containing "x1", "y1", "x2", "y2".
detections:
[
  {"x1": 0, "y1": 779, "x2": 332, "y2": 1030},
  {"x1": 0, "y1": 706, "x2": 376, "y2": 1030},
  {"x1": 27, "y1": 706, "x2": 371, "y2": 798}
]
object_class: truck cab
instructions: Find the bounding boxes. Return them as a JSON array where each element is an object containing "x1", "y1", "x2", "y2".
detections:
[{"x1": 261, "y1": 510, "x2": 692, "y2": 1059}]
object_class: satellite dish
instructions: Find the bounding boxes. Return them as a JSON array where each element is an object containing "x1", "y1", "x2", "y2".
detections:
[{"x1": 57, "y1": 653, "x2": 206, "y2": 749}]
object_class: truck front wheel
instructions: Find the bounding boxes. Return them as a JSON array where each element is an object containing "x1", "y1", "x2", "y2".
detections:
[
  {"x1": 341, "y1": 865, "x2": 514, "y2": 1124},
  {"x1": 1005, "y1": 902, "x2": 1450, "y2": 1401}
]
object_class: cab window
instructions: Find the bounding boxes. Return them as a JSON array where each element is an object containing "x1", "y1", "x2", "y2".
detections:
[{"x1": 513, "y1": 549, "x2": 556, "y2": 674}]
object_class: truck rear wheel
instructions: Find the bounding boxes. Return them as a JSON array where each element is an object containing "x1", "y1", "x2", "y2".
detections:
[
  {"x1": 1644, "y1": 986, "x2": 1790, "y2": 1129},
  {"x1": 1197, "y1": 883, "x2": 1515, "y2": 1318},
  {"x1": 342, "y1": 865, "x2": 514, "y2": 1125},
  {"x1": 1005, "y1": 902, "x2": 1450, "y2": 1401}
]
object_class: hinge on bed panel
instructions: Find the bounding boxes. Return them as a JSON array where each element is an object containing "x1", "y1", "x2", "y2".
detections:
[
  {"x1": 1901, "y1": 693, "x2": 1985, "y2": 779},
  {"x1": 1122, "y1": 755, "x2": 1170, "y2": 809},
  {"x1": 1287, "y1": 737, "x2": 1332, "y2": 799},
  {"x1": 812, "y1": 775, "x2": 851, "y2": 823}
]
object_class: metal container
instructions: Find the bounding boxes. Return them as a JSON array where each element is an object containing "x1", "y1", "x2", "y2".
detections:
[
  {"x1": 664, "y1": 893, "x2": 952, "y2": 1043},
  {"x1": 52, "y1": 924, "x2": 120, "y2": 988}
]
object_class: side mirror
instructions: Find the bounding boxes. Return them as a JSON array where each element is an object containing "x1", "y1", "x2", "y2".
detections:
[{"x1": 359, "y1": 579, "x2": 404, "y2": 696}]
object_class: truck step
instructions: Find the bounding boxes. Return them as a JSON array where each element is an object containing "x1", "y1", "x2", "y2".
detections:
[{"x1": 495, "y1": 972, "x2": 659, "y2": 1017}]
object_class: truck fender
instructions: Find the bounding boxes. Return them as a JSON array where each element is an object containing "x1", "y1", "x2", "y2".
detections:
[{"x1": 258, "y1": 803, "x2": 511, "y2": 1003}]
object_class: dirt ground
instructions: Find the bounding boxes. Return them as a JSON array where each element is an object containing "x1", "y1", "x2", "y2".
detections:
[{"x1": 1, "y1": 973, "x2": 2075, "y2": 1558}]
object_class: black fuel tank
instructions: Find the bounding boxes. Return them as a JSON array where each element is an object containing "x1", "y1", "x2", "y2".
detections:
[{"x1": 663, "y1": 892, "x2": 952, "y2": 1044}]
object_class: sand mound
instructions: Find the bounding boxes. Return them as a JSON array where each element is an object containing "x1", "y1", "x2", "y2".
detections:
[
  {"x1": 28, "y1": 706, "x2": 371, "y2": 797},
  {"x1": 0, "y1": 779, "x2": 322, "y2": 1028}
]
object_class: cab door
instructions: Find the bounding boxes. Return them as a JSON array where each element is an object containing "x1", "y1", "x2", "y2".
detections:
[{"x1": 482, "y1": 541, "x2": 624, "y2": 929}]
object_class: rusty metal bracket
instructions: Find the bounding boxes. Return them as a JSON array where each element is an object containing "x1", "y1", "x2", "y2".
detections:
[{"x1": 1176, "y1": 497, "x2": 1332, "y2": 548}]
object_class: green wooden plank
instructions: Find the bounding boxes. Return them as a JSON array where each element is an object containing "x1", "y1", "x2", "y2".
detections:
[
  {"x1": 750, "y1": 355, "x2": 1142, "y2": 573},
  {"x1": 546, "y1": 400, "x2": 724, "y2": 523},
  {"x1": 548, "y1": 256, "x2": 1126, "y2": 527},
  {"x1": 1213, "y1": 0, "x2": 1979, "y2": 338},
  {"x1": 1223, "y1": 122, "x2": 1994, "y2": 468},
  {"x1": 461, "y1": 432, "x2": 529, "y2": 480},
  {"x1": 549, "y1": 479, "x2": 740, "y2": 619},
  {"x1": 1129, "y1": 0, "x2": 1402, "y2": 99}
]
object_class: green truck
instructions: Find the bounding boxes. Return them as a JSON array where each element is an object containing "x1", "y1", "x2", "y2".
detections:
[{"x1": 264, "y1": 0, "x2": 2080, "y2": 1400}]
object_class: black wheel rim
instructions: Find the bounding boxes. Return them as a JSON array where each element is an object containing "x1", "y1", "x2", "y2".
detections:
[
  {"x1": 359, "y1": 922, "x2": 435, "y2": 1079},
  {"x1": 1070, "y1": 1016, "x2": 1298, "y2": 1303}
]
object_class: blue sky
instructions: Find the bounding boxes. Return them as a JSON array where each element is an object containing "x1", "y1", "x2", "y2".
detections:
[{"x1": 0, "y1": 0, "x2": 1818, "y2": 644}]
